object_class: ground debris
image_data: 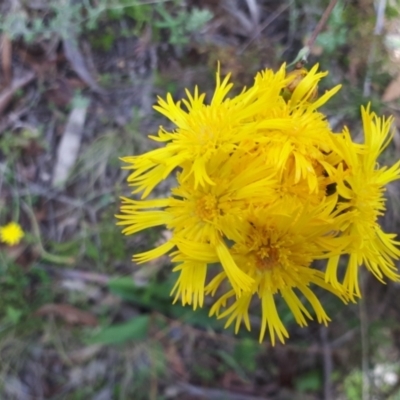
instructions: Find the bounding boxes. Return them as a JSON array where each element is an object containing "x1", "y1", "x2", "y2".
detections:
[
  {"x1": 52, "y1": 99, "x2": 89, "y2": 187},
  {"x1": 35, "y1": 303, "x2": 98, "y2": 326}
]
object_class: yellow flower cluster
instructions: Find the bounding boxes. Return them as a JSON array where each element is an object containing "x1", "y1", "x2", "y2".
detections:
[{"x1": 117, "y1": 64, "x2": 400, "y2": 344}]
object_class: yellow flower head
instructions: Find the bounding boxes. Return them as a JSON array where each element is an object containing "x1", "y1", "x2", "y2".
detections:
[
  {"x1": 325, "y1": 105, "x2": 400, "y2": 298},
  {"x1": 207, "y1": 203, "x2": 346, "y2": 345},
  {"x1": 117, "y1": 150, "x2": 279, "y2": 298},
  {"x1": 122, "y1": 69, "x2": 260, "y2": 197},
  {"x1": 0, "y1": 222, "x2": 25, "y2": 246}
]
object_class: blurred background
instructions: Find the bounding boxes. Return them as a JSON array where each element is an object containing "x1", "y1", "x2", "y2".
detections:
[{"x1": 1, "y1": 0, "x2": 400, "y2": 399}]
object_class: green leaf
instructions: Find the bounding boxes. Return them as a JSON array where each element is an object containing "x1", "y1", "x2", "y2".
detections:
[
  {"x1": 90, "y1": 315, "x2": 149, "y2": 345},
  {"x1": 6, "y1": 306, "x2": 23, "y2": 324},
  {"x1": 109, "y1": 276, "x2": 136, "y2": 292},
  {"x1": 108, "y1": 276, "x2": 172, "y2": 312},
  {"x1": 217, "y1": 349, "x2": 248, "y2": 380},
  {"x1": 344, "y1": 370, "x2": 363, "y2": 400},
  {"x1": 85, "y1": 240, "x2": 100, "y2": 261},
  {"x1": 295, "y1": 370, "x2": 322, "y2": 392},
  {"x1": 233, "y1": 338, "x2": 259, "y2": 373}
]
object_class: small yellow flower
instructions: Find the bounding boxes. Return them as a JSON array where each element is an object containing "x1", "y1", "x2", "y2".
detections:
[{"x1": 0, "y1": 222, "x2": 25, "y2": 246}]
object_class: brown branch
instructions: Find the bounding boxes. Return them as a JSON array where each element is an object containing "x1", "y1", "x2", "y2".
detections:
[
  {"x1": 307, "y1": 0, "x2": 340, "y2": 51},
  {"x1": 287, "y1": 0, "x2": 340, "y2": 67}
]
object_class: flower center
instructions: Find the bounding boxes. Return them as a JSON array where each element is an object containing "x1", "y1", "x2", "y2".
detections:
[
  {"x1": 195, "y1": 194, "x2": 219, "y2": 221},
  {"x1": 256, "y1": 246, "x2": 280, "y2": 271}
]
